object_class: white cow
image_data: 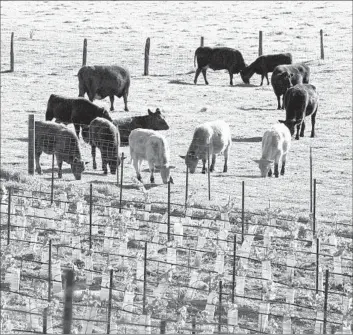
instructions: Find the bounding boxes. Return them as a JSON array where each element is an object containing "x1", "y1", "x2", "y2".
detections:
[
  {"x1": 129, "y1": 129, "x2": 173, "y2": 184},
  {"x1": 180, "y1": 119, "x2": 232, "y2": 174},
  {"x1": 254, "y1": 123, "x2": 291, "y2": 177}
]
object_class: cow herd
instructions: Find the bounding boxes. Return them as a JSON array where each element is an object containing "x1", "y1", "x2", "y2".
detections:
[{"x1": 34, "y1": 46, "x2": 319, "y2": 183}]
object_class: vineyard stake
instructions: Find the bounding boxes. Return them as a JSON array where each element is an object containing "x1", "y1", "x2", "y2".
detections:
[
  {"x1": 232, "y1": 234, "x2": 237, "y2": 303},
  {"x1": 167, "y1": 180, "x2": 171, "y2": 241},
  {"x1": 48, "y1": 239, "x2": 52, "y2": 302},
  {"x1": 119, "y1": 152, "x2": 124, "y2": 213},
  {"x1": 192, "y1": 317, "x2": 196, "y2": 334},
  {"x1": 207, "y1": 146, "x2": 211, "y2": 201},
  {"x1": 160, "y1": 320, "x2": 166, "y2": 334},
  {"x1": 310, "y1": 147, "x2": 313, "y2": 212},
  {"x1": 107, "y1": 269, "x2": 113, "y2": 334},
  {"x1": 10, "y1": 32, "x2": 14, "y2": 72},
  {"x1": 43, "y1": 308, "x2": 48, "y2": 334},
  {"x1": 313, "y1": 178, "x2": 317, "y2": 235},
  {"x1": 185, "y1": 167, "x2": 189, "y2": 210},
  {"x1": 258, "y1": 30, "x2": 263, "y2": 56},
  {"x1": 89, "y1": 184, "x2": 93, "y2": 249},
  {"x1": 200, "y1": 36, "x2": 204, "y2": 47},
  {"x1": 63, "y1": 269, "x2": 74, "y2": 334},
  {"x1": 7, "y1": 187, "x2": 11, "y2": 245},
  {"x1": 144, "y1": 37, "x2": 150, "y2": 76},
  {"x1": 316, "y1": 238, "x2": 320, "y2": 294},
  {"x1": 82, "y1": 38, "x2": 87, "y2": 66},
  {"x1": 143, "y1": 242, "x2": 148, "y2": 315},
  {"x1": 241, "y1": 181, "x2": 245, "y2": 243},
  {"x1": 323, "y1": 269, "x2": 329, "y2": 334},
  {"x1": 50, "y1": 153, "x2": 54, "y2": 204},
  {"x1": 320, "y1": 29, "x2": 324, "y2": 60},
  {"x1": 218, "y1": 280, "x2": 223, "y2": 333},
  {"x1": 28, "y1": 115, "x2": 35, "y2": 175}
]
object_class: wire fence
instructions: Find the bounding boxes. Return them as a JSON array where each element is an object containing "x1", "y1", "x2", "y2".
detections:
[{"x1": 0, "y1": 184, "x2": 352, "y2": 334}]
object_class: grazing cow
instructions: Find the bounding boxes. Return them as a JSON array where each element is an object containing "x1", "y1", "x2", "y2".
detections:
[
  {"x1": 254, "y1": 123, "x2": 291, "y2": 178},
  {"x1": 113, "y1": 108, "x2": 169, "y2": 145},
  {"x1": 194, "y1": 47, "x2": 246, "y2": 86},
  {"x1": 45, "y1": 94, "x2": 112, "y2": 140},
  {"x1": 180, "y1": 118, "x2": 232, "y2": 174},
  {"x1": 129, "y1": 129, "x2": 173, "y2": 184},
  {"x1": 271, "y1": 63, "x2": 310, "y2": 109},
  {"x1": 35, "y1": 121, "x2": 86, "y2": 180},
  {"x1": 88, "y1": 118, "x2": 120, "y2": 174},
  {"x1": 279, "y1": 84, "x2": 319, "y2": 140},
  {"x1": 77, "y1": 65, "x2": 130, "y2": 112},
  {"x1": 240, "y1": 53, "x2": 292, "y2": 86}
]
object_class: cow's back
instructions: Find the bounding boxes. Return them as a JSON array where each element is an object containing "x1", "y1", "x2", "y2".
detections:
[
  {"x1": 46, "y1": 94, "x2": 73, "y2": 122},
  {"x1": 89, "y1": 117, "x2": 119, "y2": 148}
]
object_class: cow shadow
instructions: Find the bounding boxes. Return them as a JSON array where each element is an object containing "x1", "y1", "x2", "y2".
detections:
[
  {"x1": 1, "y1": 70, "x2": 13, "y2": 74},
  {"x1": 168, "y1": 80, "x2": 195, "y2": 86},
  {"x1": 89, "y1": 180, "x2": 138, "y2": 190},
  {"x1": 14, "y1": 137, "x2": 28, "y2": 142},
  {"x1": 238, "y1": 106, "x2": 275, "y2": 111},
  {"x1": 232, "y1": 83, "x2": 257, "y2": 88},
  {"x1": 235, "y1": 174, "x2": 262, "y2": 179},
  {"x1": 232, "y1": 137, "x2": 262, "y2": 143}
]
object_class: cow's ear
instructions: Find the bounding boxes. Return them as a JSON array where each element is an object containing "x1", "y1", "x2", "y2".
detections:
[
  {"x1": 179, "y1": 155, "x2": 186, "y2": 159},
  {"x1": 278, "y1": 120, "x2": 285, "y2": 123},
  {"x1": 169, "y1": 176, "x2": 174, "y2": 184},
  {"x1": 85, "y1": 161, "x2": 90, "y2": 165},
  {"x1": 148, "y1": 109, "x2": 153, "y2": 115},
  {"x1": 155, "y1": 108, "x2": 161, "y2": 114},
  {"x1": 253, "y1": 159, "x2": 261, "y2": 164}
]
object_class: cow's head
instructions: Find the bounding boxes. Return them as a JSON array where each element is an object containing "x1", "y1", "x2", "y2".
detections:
[
  {"x1": 253, "y1": 158, "x2": 273, "y2": 178},
  {"x1": 71, "y1": 157, "x2": 86, "y2": 180},
  {"x1": 101, "y1": 108, "x2": 113, "y2": 122},
  {"x1": 240, "y1": 68, "x2": 250, "y2": 84},
  {"x1": 108, "y1": 154, "x2": 121, "y2": 175},
  {"x1": 157, "y1": 165, "x2": 174, "y2": 184},
  {"x1": 81, "y1": 126, "x2": 90, "y2": 144},
  {"x1": 180, "y1": 151, "x2": 198, "y2": 174},
  {"x1": 148, "y1": 108, "x2": 169, "y2": 130},
  {"x1": 278, "y1": 119, "x2": 301, "y2": 136}
]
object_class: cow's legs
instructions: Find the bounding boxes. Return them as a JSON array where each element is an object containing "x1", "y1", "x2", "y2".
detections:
[
  {"x1": 295, "y1": 123, "x2": 302, "y2": 140},
  {"x1": 123, "y1": 90, "x2": 129, "y2": 112},
  {"x1": 148, "y1": 161, "x2": 155, "y2": 183},
  {"x1": 280, "y1": 153, "x2": 287, "y2": 176},
  {"x1": 268, "y1": 168, "x2": 272, "y2": 177},
  {"x1": 201, "y1": 159, "x2": 207, "y2": 174},
  {"x1": 56, "y1": 154, "x2": 63, "y2": 178},
  {"x1": 300, "y1": 121, "x2": 306, "y2": 137},
  {"x1": 35, "y1": 150, "x2": 42, "y2": 174},
  {"x1": 276, "y1": 95, "x2": 281, "y2": 110},
  {"x1": 274, "y1": 163, "x2": 279, "y2": 178},
  {"x1": 260, "y1": 74, "x2": 264, "y2": 86},
  {"x1": 265, "y1": 73, "x2": 270, "y2": 85},
  {"x1": 223, "y1": 145, "x2": 230, "y2": 173},
  {"x1": 91, "y1": 145, "x2": 97, "y2": 170},
  {"x1": 281, "y1": 95, "x2": 285, "y2": 109},
  {"x1": 109, "y1": 95, "x2": 115, "y2": 112},
  {"x1": 101, "y1": 150, "x2": 108, "y2": 175},
  {"x1": 229, "y1": 72, "x2": 234, "y2": 86},
  {"x1": 194, "y1": 68, "x2": 202, "y2": 84},
  {"x1": 74, "y1": 124, "x2": 81, "y2": 138},
  {"x1": 210, "y1": 154, "x2": 216, "y2": 172},
  {"x1": 201, "y1": 69, "x2": 209, "y2": 85},
  {"x1": 311, "y1": 108, "x2": 317, "y2": 138},
  {"x1": 133, "y1": 158, "x2": 142, "y2": 181}
]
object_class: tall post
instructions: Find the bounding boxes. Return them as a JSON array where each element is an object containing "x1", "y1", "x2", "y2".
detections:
[
  {"x1": 144, "y1": 37, "x2": 150, "y2": 76},
  {"x1": 313, "y1": 179, "x2": 317, "y2": 235},
  {"x1": 258, "y1": 31, "x2": 263, "y2": 56},
  {"x1": 10, "y1": 32, "x2": 14, "y2": 72},
  {"x1": 143, "y1": 242, "x2": 148, "y2": 315},
  {"x1": 51, "y1": 153, "x2": 55, "y2": 204},
  {"x1": 310, "y1": 147, "x2": 313, "y2": 212},
  {"x1": 316, "y1": 238, "x2": 320, "y2": 294},
  {"x1": 320, "y1": 29, "x2": 324, "y2": 60},
  {"x1": 119, "y1": 153, "x2": 124, "y2": 213},
  {"x1": 7, "y1": 188, "x2": 11, "y2": 245},
  {"x1": 200, "y1": 36, "x2": 204, "y2": 47},
  {"x1": 89, "y1": 184, "x2": 93, "y2": 249},
  {"x1": 232, "y1": 234, "x2": 236, "y2": 303},
  {"x1": 167, "y1": 180, "x2": 171, "y2": 241},
  {"x1": 48, "y1": 240, "x2": 52, "y2": 302},
  {"x1": 192, "y1": 317, "x2": 196, "y2": 334},
  {"x1": 160, "y1": 320, "x2": 166, "y2": 334},
  {"x1": 218, "y1": 281, "x2": 223, "y2": 333},
  {"x1": 323, "y1": 270, "x2": 329, "y2": 334},
  {"x1": 207, "y1": 146, "x2": 211, "y2": 201},
  {"x1": 241, "y1": 181, "x2": 245, "y2": 243},
  {"x1": 63, "y1": 270, "x2": 74, "y2": 334},
  {"x1": 28, "y1": 115, "x2": 35, "y2": 175},
  {"x1": 107, "y1": 269, "x2": 113, "y2": 334},
  {"x1": 185, "y1": 167, "x2": 189, "y2": 210},
  {"x1": 82, "y1": 38, "x2": 87, "y2": 66},
  {"x1": 43, "y1": 308, "x2": 48, "y2": 334}
]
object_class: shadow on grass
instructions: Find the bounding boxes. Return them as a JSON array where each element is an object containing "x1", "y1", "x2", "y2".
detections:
[
  {"x1": 1, "y1": 70, "x2": 13, "y2": 74},
  {"x1": 232, "y1": 136, "x2": 262, "y2": 143},
  {"x1": 235, "y1": 174, "x2": 262, "y2": 178},
  {"x1": 238, "y1": 106, "x2": 276, "y2": 111},
  {"x1": 168, "y1": 80, "x2": 195, "y2": 86},
  {"x1": 14, "y1": 137, "x2": 28, "y2": 142}
]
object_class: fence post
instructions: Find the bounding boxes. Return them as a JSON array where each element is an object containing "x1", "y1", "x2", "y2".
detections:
[
  {"x1": 323, "y1": 269, "x2": 329, "y2": 334},
  {"x1": 232, "y1": 234, "x2": 236, "y2": 303},
  {"x1": 310, "y1": 147, "x2": 313, "y2": 212},
  {"x1": 143, "y1": 242, "x2": 148, "y2": 314},
  {"x1": 28, "y1": 115, "x2": 35, "y2": 175},
  {"x1": 313, "y1": 178, "x2": 317, "y2": 235},
  {"x1": 258, "y1": 31, "x2": 263, "y2": 56},
  {"x1": 185, "y1": 167, "x2": 189, "y2": 210},
  {"x1": 51, "y1": 154, "x2": 55, "y2": 204},
  {"x1": 160, "y1": 320, "x2": 166, "y2": 334},
  {"x1": 119, "y1": 152, "x2": 124, "y2": 213},
  {"x1": 192, "y1": 317, "x2": 196, "y2": 334},
  {"x1": 144, "y1": 37, "x2": 150, "y2": 76},
  {"x1": 316, "y1": 238, "x2": 320, "y2": 294},
  {"x1": 43, "y1": 308, "x2": 48, "y2": 334},
  {"x1": 7, "y1": 188, "x2": 11, "y2": 245},
  {"x1": 207, "y1": 146, "x2": 211, "y2": 201},
  {"x1": 200, "y1": 36, "x2": 204, "y2": 47},
  {"x1": 107, "y1": 269, "x2": 113, "y2": 334},
  {"x1": 63, "y1": 269, "x2": 74, "y2": 334},
  {"x1": 82, "y1": 38, "x2": 87, "y2": 66},
  {"x1": 10, "y1": 32, "x2": 14, "y2": 72},
  {"x1": 48, "y1": 239, "x2": 52, "y2": 302},
  {"x1": 320, "y1": 29, "x2": 324, "y2": 60},
  {"x1": 218, "y1": 281, "x2": 223, "y2": 333},
  {"x1": 89, "y1": 184, "x2": 93, "y2": 249},
  {"x1": 241, "y1": 181, "x2": 245, "y2": 243},
  {"x1": 167, "y1": 180, "x2": 171, "y2": 241}
]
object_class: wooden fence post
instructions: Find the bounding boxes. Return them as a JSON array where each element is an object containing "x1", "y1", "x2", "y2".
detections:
[
  {"x1": 320, "y1": 29, "x2": 324, "y2": 60},
  {"x1": 89, "y1": 184, "x2": 93, "y2": 249},
  {"x1": 144, "y1": 37, "x2": 150, "y2": 76},
  {"x1": 119, "y1": 152, "x2": 124, "y2": 213},
  {"x1": 28, "y1": 115, "x2": 35, "y2": 175},
  {"x1": 167, "y1": 180, "x2": 171, "y2": 241},
  {"x1": 310, "y1": 147, "x2": 313, "y2": 212},
  {"x1": 241, "y1": 181, "x2": 245, "y2": 243},
  {"x1": 10, "y1": 32, "x2": 14, "y2": 72},
  {"x1": 160, "y1": 320, "x2": 166, "y2": 334},
  {"x1": 200, "y1": 36, "x2": 204, "y2": 47},
  {"x1": 7, "y1": 188, "x2": 11, "y2": 245},
  {"x1": 63, "y1": 270, "x2": 74, "y2": 334},
  {"x1": 258, "y1": 31, "x2": 263, "y2": 56},
  {"x1": 51, "y1": 154, "x2": 55, "y2": 204},
  {"x1": 82, "y1": 38, "x2": 87, "y2": 66}
]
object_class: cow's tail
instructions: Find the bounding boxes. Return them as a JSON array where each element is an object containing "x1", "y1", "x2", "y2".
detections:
[{"x1": 194, "y1": 49, "x2": 198, "y2": 68}]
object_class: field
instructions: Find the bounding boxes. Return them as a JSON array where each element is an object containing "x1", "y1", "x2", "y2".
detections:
[{"x1": 0, "y1": 1, "x2": 352, "y2": 334}]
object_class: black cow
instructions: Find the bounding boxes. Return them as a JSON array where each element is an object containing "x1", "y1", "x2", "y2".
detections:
[
  {"x1": 35, "y1": 121, "x2": 86, "y2": 180},
  {"x1": 279, "y1": 84, "x2": 319, "y2": 140},
  {"x1": 271, "y1": 63, "x2": 310, "y2": 109},
  {"x1": 112, "y1": 108, "x2": 169, "y2": 145},
  {"x1": 240, "y1": 53, "x2": 292, "y2": 86},
  {"x1": 78, "y1": 65, "x2": 130, "y2": 112},
  {"x1": 89, "y1": 117, "x2": 121, "y2": 175},
  {"x1": 194, "y1": 47, "x2": 246, "y2": 86},
  {"x1": 45, "y1": 94, "x2": 112, "y2": 139}
]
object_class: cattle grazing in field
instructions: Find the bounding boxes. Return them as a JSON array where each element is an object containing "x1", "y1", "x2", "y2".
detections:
[
  {"x1": 180, "y1": 118, "x2": 232, "y2": 174},
  {"x1": 254, "y1": 123, "x2": 291, "y2": 178},
  {"x1": 77, "y1": 65, "x2": 130, "y2": 112},
  {"x1": 271, "y1": 63, "x2": 310, "y2": 109},
  {"x1": 45, "y1": 94, "x2": 112, "y2": 140},
  {"x1": 113, "y1": 108, "x2": 169, "y2": 145},
  {"x1": 279, "y1": 84, "x2": 319, "y2": 140},
  {"x1": 129, "y1": 129, "x2": 174, "y2": 184},
  {"x1": 240, "y1": 53, "x2": 293, "y2": 86},
  {"x1": 35, "y1": 121, "x2": 86, "y2": 180},
  {"x1": 194, "y1": 47, "x2": 246, "y2": 86},
  {"x1": 88, "y1": 118, "x2": 121, "y2": 175}
]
